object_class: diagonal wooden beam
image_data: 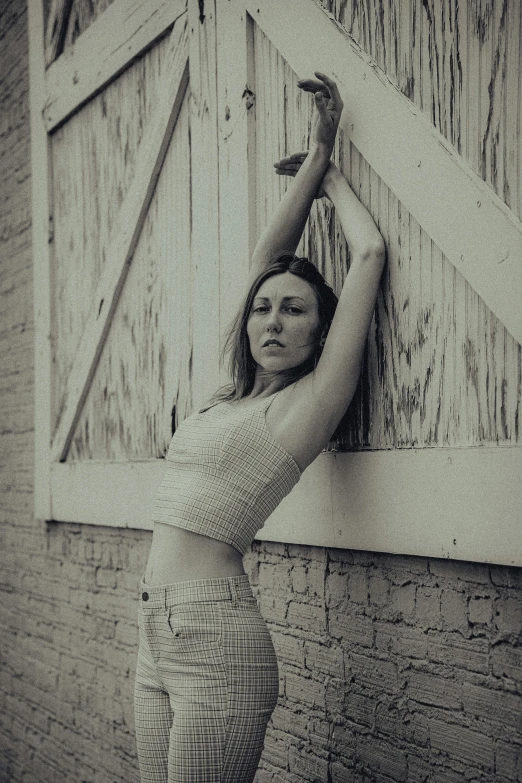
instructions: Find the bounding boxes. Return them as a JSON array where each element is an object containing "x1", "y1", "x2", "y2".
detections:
[
  {"x1": 246, "y1": 0, "x2": 522, "y2": 347},
  {"x1": 44, "y1": 0, "x2": 187, "y2": 131},
  {"x1": 51, "y1": 16, "x2": 189, "y2": 463},
  {"x1": 44, "y1": 0, "x2": 74, "y2": 67}
]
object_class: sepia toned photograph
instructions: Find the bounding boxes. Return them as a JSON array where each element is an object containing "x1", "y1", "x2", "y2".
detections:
[{"x1": 1, "y1": 0, "x2": 521, "y2": 781}]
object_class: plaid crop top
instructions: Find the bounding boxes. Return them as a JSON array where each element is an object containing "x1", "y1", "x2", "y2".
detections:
[{"x1": 150, "y1": 392, "x2": 302, "y2": 555}]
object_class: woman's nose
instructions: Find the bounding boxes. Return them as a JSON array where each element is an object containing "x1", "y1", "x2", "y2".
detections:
[{"x1": 266, "y1": 311, "x2": 282, "y2": 331}]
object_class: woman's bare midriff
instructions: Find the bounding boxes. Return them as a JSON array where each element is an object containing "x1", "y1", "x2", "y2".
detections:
[{"x1": 144, "y1": 522, "x2": 246, "y2": 586}]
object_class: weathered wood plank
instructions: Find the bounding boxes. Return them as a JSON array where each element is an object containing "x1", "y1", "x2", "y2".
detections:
[
  {"x1": 28, "y1": 0, "x2": 52, "y2": 519},
  {"x1": 188, "y1": 0, "x2": 222, "y2": 410},
  {"x1": 246, "y1": 0, "x2": 522, "y2": 348},
  {"x1": 329, "y1": 0, "x2": 520, "y2": 218},
  {"x1": 69, "y1": 93, "x2": 192, "y2": 460},
  {"x1": 418, "y1": 221, "x2": 433, "y2": 443},
  {"x1": 445, "y1": 0, "x2": 462, "y2": 151},
  {"x1": 50, "y1": 17, "x2": 189, "y2": 462},
  {"x1": 442, "y1": 243, "x2": 457, "y2": 443},
  {"x1": 477, "y1": 0, "x2": 508, "y2": 196},
  {"x1": 505, "y1": 0, "x2": 521, "y2": 215},
  {"x1": 44, "y1": 0, "x2": 74, "y2": 66},
  {"x1": 215, "y1": 0, "x2": 253, "y2": 382},
  {"x1": 251, "y1": 18, "x2": 317, "y2": 255},
  {"x1": 408, "y1": 206, "x2": 421, "y2": 442},
  {"x1": 43, "y1": 0, "x2": 187, "y2": 130},
  {"x1": 25, "y1": 0, "x2": 522, "y2": 562},
  {"x1": 63, "y1": 0, "x2": 116, "y2": 46},
  {"x1": 50, "y1": 34, "x2": 180, "y2": 428}
]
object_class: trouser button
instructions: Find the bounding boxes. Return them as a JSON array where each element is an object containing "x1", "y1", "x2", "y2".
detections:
[{"x1": 142, "y1": 592, "x2": 149, "y2": 601}]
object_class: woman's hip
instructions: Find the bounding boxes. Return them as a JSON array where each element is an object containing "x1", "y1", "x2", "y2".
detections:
[{"x1": 136, "y1": 573, "x2": 278, "y2": 681}]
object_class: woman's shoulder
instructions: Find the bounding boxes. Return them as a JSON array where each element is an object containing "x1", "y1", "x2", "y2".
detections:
[
  {"x1": 264, "y1": 372, "x2": 339, "y2": 472},
  {"x1": 197, "y1": 385, "x2": 236, "y2": 414}
]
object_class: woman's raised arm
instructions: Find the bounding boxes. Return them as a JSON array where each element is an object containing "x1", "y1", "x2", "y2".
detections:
[
  {"x1": 268, "y1": 153, "x2": 385, "y2": 470},
  {"x1": 314, "y1": 162, "x2": 385, "y2": 419},
  {"x1": 247, "y1": 73, "x2": 343, "y2": 287}
]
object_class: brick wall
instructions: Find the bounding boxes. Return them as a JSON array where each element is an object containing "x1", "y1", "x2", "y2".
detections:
[
  {"x1": 1, "y1": 520, "x2": 149, "y2": 783},
  {"x1": 245, "y1": 543, "x2": 522, "y2": 782},
  {"x1": 1, "y1": 2, "x2": 521, "y2": 783},
  {"x1": 0, "y1": 3, "x2": 147, "y2": 781}
]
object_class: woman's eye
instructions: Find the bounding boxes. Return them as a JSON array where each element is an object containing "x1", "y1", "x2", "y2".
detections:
[
  {"x1": 286, "y1": 306, "x2": 302, "y2": 314},
  {"x1": 253, "y1": 306, "x2": 268, "y2": 313}
]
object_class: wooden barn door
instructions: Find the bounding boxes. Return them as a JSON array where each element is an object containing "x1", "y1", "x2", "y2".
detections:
[
  {"x1": 217, "y1": 0, "x2": 522, "y2": 566},
  {"x1": 31, "y1": 0, "x2": 522, "y2": 565},
  {"x1": 30, "y1": 0, "x2": 223, "y2": 528}
]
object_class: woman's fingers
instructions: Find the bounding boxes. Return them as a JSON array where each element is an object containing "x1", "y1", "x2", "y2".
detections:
[
  {"x1": 314, "y1": 72, "x2": 343, "y2": 106},
  {"x1": 297, "y1": 78, "x2": 329, "y2": 96},
  {"x1": 273, "y1": 151, "x2": 309, "y2": 176},
  {"x1": 274, "y1": 152, "x2": 308, "y2": 166},
  {"x1": 314, "y1": 91, "x2": 330, "y2": 120},
  {"x1": 298, "y1": 73, "x2": 343, "y2": 111},
  {"x1": 273, "y1": 158, "x2": 307, "y2": 169},
  {"x1": 274, "y1": 161, "x2": 302, "y2": 168}
]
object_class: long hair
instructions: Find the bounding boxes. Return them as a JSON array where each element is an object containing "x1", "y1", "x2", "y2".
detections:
[{"x1": 208, "y1": 254, "x2": 338, "y2": 405}]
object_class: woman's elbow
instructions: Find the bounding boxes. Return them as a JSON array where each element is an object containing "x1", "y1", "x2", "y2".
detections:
[{"x1": 358, "y1": 238, "x2": 386, "y2": 263}]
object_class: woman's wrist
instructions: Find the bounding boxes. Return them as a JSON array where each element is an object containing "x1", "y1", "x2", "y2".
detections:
[
  {"x1": 309, "y1": 141, "x2": 334, "y2": 162},
  {"x1": 322, "y1": 162, "x2": 343, "y2": 192}
]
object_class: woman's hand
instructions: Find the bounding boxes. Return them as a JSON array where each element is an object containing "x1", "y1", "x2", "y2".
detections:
[
  {"x1": 297, "y1": 72, "x2": 343, "y2": 152},
  {"x1": 274, "y1": 152, "x2": 337, "y2": 199}
]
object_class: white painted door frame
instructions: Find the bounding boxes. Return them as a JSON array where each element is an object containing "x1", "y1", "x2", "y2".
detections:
[{"x1": 30, "y1": 0, "x2": 522, "y2": 566}]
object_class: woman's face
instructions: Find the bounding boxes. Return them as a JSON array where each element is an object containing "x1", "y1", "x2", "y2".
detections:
[{"x1": 246, "y1": 272, "x2": 321, "y2": 373}]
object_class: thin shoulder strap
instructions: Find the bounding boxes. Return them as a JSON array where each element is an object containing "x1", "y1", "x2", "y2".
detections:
[
  {"x1": 199, "y1": 390, "x2": 280, "y2": 415},
  {"x1": 197, "y1": 399, "x2": 222, "y2": 414},
  {"x1": 258, "y1": 390, "x2": 281, "y2": 413}
]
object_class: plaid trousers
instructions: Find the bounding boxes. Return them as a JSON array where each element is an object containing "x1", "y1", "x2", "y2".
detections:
[{"x1": 134, "y1": 574, "x2": 279, "y2": 782}]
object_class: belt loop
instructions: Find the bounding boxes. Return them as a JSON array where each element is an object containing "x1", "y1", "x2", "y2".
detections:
[{"x1": 229, "y1": 580, "x2": 238, "y2": 606}]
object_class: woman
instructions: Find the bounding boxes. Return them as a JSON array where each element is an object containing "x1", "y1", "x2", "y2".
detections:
[{"x1": 134, "y1": 73, "x2": 385, "y2": 782}]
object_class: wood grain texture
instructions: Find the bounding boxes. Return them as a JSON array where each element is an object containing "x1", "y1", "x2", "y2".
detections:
[
  {"x1": 44, "y1": 0, "x2": 73, "y2": 65},
  {"x1": 44, "y1": 0, "x2": 186, "y2": 131},
  {"x1": 31, "y1": 0, "x2": 522, "y2": 559},
  {"x1": 50, "y1": 40, "x2": 168, "y2": 414},
  {"x1": 323, "y1": 0, "x2": 521, "y2": 219},
  {"x1": 51, "y1": 18, "x2": 188, "y2": 462},
  {"x1": 249, "y1": 0, "x2": 522, "y2": 353},
  {"x1": 187, "y1": 0, "x2": 222, "y2": 412},
  {"x1": 68, "y1": 93, "x2": 192, "y2": 461},
  {"x1": 50, "y1": 30, "x2": 191, "y2": 460},
  {"x1": 63, "y1": 0, "x2": 116, "y2": 46},
  {"x1": 215, "y1": 0, "x2": 254, "y2": 382},
  {"x1": 251, "y1": 20, "x2": 521, "y2": 449}
]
